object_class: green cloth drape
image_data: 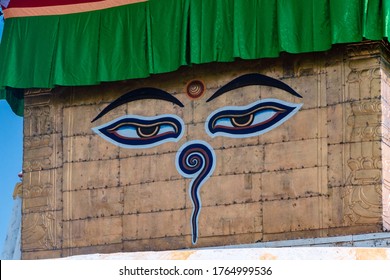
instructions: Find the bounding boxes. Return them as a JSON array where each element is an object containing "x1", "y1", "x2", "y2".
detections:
[
  {"x1": 1, "y1": 0, "x2": 390, "y2": 116},
  {"x1": 0, "y1": 88, "x2": 24, "y2": 116}
]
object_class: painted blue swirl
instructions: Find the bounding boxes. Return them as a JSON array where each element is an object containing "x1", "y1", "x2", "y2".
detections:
[{"x1": 175, "y1": 140, "x2": 216, "y2": 244}]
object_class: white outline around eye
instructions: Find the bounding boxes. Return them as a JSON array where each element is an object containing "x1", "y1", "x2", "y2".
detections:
[
  {"x1": 205, "y1": 98, "x2": 303, "y2": 138},
  {"x1": 92, "y1": 114, "x2": 185, "y2": 149}
]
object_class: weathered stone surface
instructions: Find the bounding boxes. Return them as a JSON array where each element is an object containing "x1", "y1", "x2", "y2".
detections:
[
  {"x1": 196, "y1": 232, "x2": 263, "y2": 248},
  {"x1": 260, "y1": 107, "x2": 327, "y2": 144},
  {"x1": 63, "y1": 160, "x2": 120, "y2": 191},
  {"x1": 122, "y1": 210, "x2": 189, "y2": 240},
  {"x1": 119, "y1": 152, "x2": 181, "y2": 186},
  {"x1": 123, "y1": 237, "x2": 188, "y2": 252},
  {"x1": 261, "y1": 167, "x2": 327, "y2": 200},
  {"x1": 62, "y1": 244, "x2": 123, "y2": 258},
  {"x1": 199, "y1": 203, "x2": 262, "y2": 237},
  {"x1": 263, "y1": 139, "x2": 322, "y2": 172},
  {"x1": 327, "y1": 144, "x2": 346, "y2": 187},
  {"x1": 215, "y1": 145, "x2": 264, "y2": 175},
  {"x1": 63, "y1": 134, "x2": 119, "y2": 163},
  {"x1": 63, "y1": 216, "x2": 122, "y2": 248},
  {"x1": 63, "y1": 187, "x2": 124, "y2": 220},
  {"x1": 200, "y1": 174, "x2": 261, "y2": 206},
  {"x1": 22, "y1": 211, "x2": 62, "y2": 251},
  {"x1": 262, "y1": 196, "x2": 328, "y2": 234},
  {"x1": 24, "y1": 133, "x2": 62, "y2": 172},
  {"x1": 22, "y1": 169, "x2": 62, "y2": 214},
  {"x1": 21, "y1": 41, "x2": 390, "y2": 259},
  {"x1": 22, "y1": 250, "x2": 62, "y2": 260},
  {"x1": 342, "y1": 185, "x2": 382, "y2": 226},
  {"x1": 381, "y1": 65, "x2": 390, "y2": 231},
  {"x1": 327, "y1": 103, "x2": 353, "y2": 144},
  {"x1": 124, "y1": 180, "x2": 187, "y2": 214}
]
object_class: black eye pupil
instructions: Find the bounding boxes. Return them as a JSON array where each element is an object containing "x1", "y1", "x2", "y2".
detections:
[
  {"x1": 137, "y1": 125, "x2": 160, "y2": 138},
  {"x1": 231, "y1": 114, "x2": 254, "y2": 127}
]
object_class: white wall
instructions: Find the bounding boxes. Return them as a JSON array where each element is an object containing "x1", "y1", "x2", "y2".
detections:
[{"x1": 1, "y1": 196, "x2": 21, "y2": 260}]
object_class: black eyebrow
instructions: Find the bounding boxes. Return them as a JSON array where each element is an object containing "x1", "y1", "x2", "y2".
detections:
[
  {"x1": 91, "y1": 87, "x2": 184, "y2": 123},
  {"x1": 206, "y1": 73, "x2": 303, "y2": 102}
]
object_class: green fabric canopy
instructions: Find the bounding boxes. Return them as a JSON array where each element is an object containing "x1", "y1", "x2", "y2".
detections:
[
  {"x1": 1, "y1": 0, "x2": 390, "y2": 116},
  {"x1": 0, "y1": 88, "x2": 24, "y2": 116}
]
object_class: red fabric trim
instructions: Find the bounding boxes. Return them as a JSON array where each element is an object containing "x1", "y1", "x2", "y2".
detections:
[
  {"x1": 3, "y1": 0, "x2": 147, "y2": 18},
  {"x1": 7, "y1": 0, "x2": 103, "y2": 8}
]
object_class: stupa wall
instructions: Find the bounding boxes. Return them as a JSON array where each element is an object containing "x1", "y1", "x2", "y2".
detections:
[{"x1": 20, "y1": 41, "x2": 389, "y2": 259}]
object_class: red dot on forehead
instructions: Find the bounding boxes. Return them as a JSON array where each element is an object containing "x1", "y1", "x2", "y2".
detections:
[{"x1": 186, "y1": 80, "x2": 205, "y2": 100}]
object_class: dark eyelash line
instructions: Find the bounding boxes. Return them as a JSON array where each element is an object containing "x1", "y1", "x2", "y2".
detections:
[
  {"x1": 206, "y1": 73, "x2": 303, "y2": 103},
  {"x1": 91, "y1": 88, "x2": 184, "y2": 123}
]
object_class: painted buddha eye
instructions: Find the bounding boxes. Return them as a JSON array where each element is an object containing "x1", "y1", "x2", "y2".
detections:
[
  {"x1": 92, "y1": 114, "x2": 185, "y2": 148},
  {"x1": 205, "y1": 98, "x2": 302, "y2": 138}
]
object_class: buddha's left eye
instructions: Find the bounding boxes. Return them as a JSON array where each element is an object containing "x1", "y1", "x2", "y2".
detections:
[
  {"x1": 92, "y1": 114, "x2": 184, "y2": 148},
  {"x1": 205, "y1": 98, "x2": 302, "y2": 138}
]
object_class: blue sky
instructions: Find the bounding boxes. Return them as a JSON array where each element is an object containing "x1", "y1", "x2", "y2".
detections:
[
  {"x1": 0, "y1": 7, "x2": 3, "y2": 39},
  {"x1": 0, "y1": 101, "x2": 23, "y2": 256},
  {"x1": 0, "y1": 7, "x2": 23, "y2": 255}
]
